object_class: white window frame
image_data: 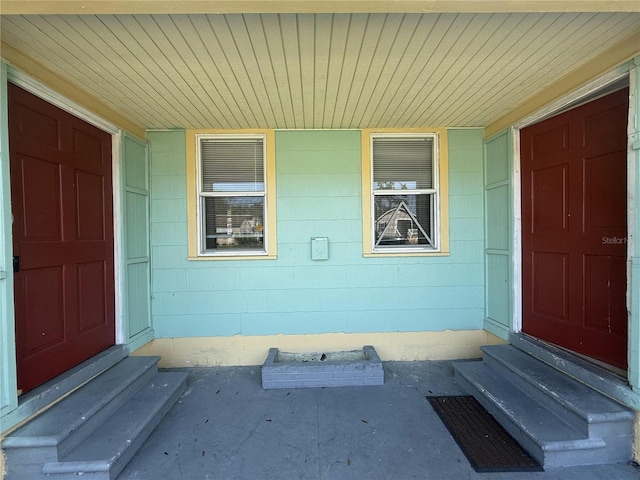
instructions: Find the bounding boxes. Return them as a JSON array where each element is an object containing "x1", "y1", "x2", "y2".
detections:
[
  {"x1": 369, "y1": 132, "x2": 441, "y2": 254},
  {"x1": 195, "y1": 133, "x2": 269, "y2": 257}
]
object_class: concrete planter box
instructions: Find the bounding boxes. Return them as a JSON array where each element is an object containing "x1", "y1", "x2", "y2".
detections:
[{"x1": 261, "y1": 345, "x2": 384, "y2": 389}]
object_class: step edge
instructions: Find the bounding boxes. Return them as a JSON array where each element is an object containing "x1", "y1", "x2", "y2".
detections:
[
  {"x1": 42, "y1": 459, "x2": 112, "y2": 474},
  {"x1": 1, "y1": 436, "x2": 59, "y2": 448},
  {"x1": 538, "y1": 437, "x2": 607, "y2": 451}
]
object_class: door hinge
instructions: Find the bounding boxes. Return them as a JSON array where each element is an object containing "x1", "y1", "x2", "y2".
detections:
[{"x1": 13, "y1": 255, "x2": 20, "y2": 273}]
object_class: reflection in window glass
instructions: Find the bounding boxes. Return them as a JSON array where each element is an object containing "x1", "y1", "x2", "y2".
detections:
[
  {"x1": 374, "y1": 195, "x2": 432, "y2": 247},
  {"x1": 203, "y1": 197, "x2": 265, "y2": 251}
]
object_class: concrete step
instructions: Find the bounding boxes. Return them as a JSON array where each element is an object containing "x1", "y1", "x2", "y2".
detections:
[
  {"x1": 509, "y1": 333, "x2": 640, "y2": 410},
  {"x1": 2, "y1": 356, "x2": 187, "y2": 480},
  {"x1": 41, "y1": 371, "x2": 187, "y2": 480},
  {"x1": 481, "y1": 344, "x2": 634, "y2": 438},
  {"x1": 2, "y1": 356, "x2": 160, "y2": 467},
  {"x1": 0, "y1": 345, "x2": 128, "y2": 433},
  {"x1": 454, "y1": 360, "x2": 620, "y2": 468}
]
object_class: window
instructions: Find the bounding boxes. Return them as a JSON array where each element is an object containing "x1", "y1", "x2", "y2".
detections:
[
  {"x1": 189, "y1": 131, "x2": 276, "y2": 258},
  {"x1": 362, "y1": 130, "x2": 449, "y2": 255}
]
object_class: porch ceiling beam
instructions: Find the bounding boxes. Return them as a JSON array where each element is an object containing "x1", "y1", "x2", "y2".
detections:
[{"x1": 2, "y1": 0, "x2": 639, "y2": 15}]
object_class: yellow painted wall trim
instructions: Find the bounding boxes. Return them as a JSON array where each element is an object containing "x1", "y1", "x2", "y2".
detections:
[
  {"x1": 3, "y1": 0, "x2": 640, "y2": 15},
  {"x1": 131, "y1": 330, "x2": 506, "y2": 367},
  {"x1": 186, "y1": 129, "x2": 277, "y2": 260},
  {"x1": 361, "y1": 128, "x2": 449, "y2": 256},
  {"x1": 486, "y1": 31, "x2": 640, "y2": 138},
  {"x1": 1, "y1": 41, "x2": 146, "y2": 140}
]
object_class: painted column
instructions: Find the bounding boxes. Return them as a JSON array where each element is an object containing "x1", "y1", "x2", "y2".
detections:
[
  {"x1": 122, "y1": 134, "x2": 154, "y2": 350},
  {"x1": 483, "y1": 129, "x2": 513, "y2": 339}
]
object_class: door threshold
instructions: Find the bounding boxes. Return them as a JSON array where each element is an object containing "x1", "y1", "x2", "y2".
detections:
[
  {"x1": 526, "y1": 335, "x2": 628, "y2": 380},
  {"x1": 558, "y1": 346, "x2": 627, "y2": 380}
]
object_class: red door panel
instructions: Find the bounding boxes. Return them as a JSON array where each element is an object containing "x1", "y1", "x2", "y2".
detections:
[
  {"x1": 9, "y1": 84, "x2": 115, "y2": 393},
  {"x1": 531, "y1": 164, "x2": 568, "y2": 233},
  {"x1": 531, "y1": 252, "x2": 568, "y2": 321},
  {"x1": 19, "y1": 155, "x2": 63, "y2": 239},
  {"x1": 521, "y1": 88, "x2": 628, "y2": 370},
  {"x1": 584, "y1": 255, "x2": 627, "y2": 335},
  {"x1": 22, "y1": 266, "x2": 65, "y2": 352},
  {"x1": 77, "y1": 261, "x2": 108, "y2": 332}
]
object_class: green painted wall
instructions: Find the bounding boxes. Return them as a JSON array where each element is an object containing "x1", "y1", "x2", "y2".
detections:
[
  {"x1": 148, "y1": 128, "x2": 485, "y2": 338},
  {"x1": 483, "y1": 129, "x2": 512, "y2": 340}
]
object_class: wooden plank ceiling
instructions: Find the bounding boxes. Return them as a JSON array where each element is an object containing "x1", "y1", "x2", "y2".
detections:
[{"x1": 1, "y1": 12, "x2": 639, "y2": 130}]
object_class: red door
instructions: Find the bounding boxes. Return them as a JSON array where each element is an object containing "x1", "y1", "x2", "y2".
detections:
[
  {"x1": 521, "y1": 88, "x2": 628, "y2": 370},
  {"x1": 9, "y1": 84, "x2": 115, "y2": 393}
]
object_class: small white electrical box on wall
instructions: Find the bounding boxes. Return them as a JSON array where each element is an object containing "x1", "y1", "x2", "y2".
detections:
[{"x1": 311, "y1": 237, "x2": 329, "y2": 260}]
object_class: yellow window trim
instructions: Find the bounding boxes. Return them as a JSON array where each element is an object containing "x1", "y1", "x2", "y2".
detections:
[
  {"x1": 186, "y1": 129, "x2": 277, "y2": 260},
  {"x1": 361, "y1": 128, "x2": 449, "y2": 257}
]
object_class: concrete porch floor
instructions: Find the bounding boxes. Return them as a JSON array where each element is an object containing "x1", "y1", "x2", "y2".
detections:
[{"x1": 117, "y1": 361, "x2": 640, "y2": 480}]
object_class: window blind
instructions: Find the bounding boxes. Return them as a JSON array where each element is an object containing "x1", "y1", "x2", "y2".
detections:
[
  {"x1": 372, "y1": 137, "x2": 433, "y2": 190},
  {"x1": 201, "y1": 137, "x2": 265, "y2": 193}
]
